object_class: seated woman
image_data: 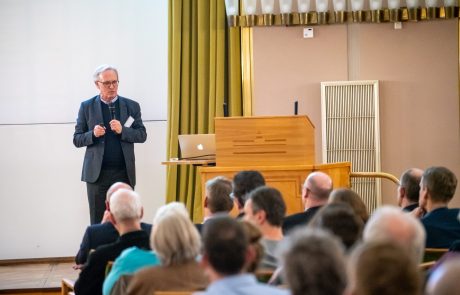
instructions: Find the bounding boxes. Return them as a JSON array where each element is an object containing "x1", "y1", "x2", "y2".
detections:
[
  {"x1": 124, "y1": 202, "x2": 208, "y2": 295},
  {"x1": 104, "y1": 202, "x2": 188, "y2": 295}
]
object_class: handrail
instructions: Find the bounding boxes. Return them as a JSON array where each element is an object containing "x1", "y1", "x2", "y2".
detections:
[{"x1": 350, "y1": 172, "x2": 400, "y2": 185}]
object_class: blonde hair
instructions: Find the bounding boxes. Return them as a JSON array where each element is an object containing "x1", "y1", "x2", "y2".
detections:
[{"x1": 151, "y1": 203, "x2": 200, "y2": 266}]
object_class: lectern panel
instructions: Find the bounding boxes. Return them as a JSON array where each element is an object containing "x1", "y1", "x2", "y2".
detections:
[{"x1": 215, "y1": 116, "x2": 315, "y2": 167}]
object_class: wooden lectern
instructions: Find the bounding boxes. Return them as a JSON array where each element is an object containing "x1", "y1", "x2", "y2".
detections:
[{"x1": 200, "y1": 116, "x2": 351, "y2": 217}]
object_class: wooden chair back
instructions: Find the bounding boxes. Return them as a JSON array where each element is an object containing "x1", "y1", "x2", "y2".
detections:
[{"x1": 423, "y1": 248, "x2": 449, "y2": 262}]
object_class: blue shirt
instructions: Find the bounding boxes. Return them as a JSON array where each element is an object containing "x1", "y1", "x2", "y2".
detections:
[
  {"x1": 102, "y1": 246, "x2": 160, "y2": 295},
  {"x1": 195, "y1": 273, "x2": 289, "y2": 295}
]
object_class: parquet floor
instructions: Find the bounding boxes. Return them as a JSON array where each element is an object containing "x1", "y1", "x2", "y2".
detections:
[{"x1": 0, "y1": 262, "x2": 78, "y2": 291}]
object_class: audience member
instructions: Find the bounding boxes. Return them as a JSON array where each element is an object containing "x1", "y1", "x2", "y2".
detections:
[
  {"x1": 126, "y1": 203, "x2": 208, "y2": 295},
  {"x1": 415, "y1": 166, "x2": 459, "y2": 248},
  {"x1": 348, "y1": 241, "x2": 421, "y2": 295},
  {"x1": 244, "y1": 186, "x2": 286, "y2": 269},
  {"x1": 240, "y1": 220, "x2": 264, "y2": 273},
  {"x1": 279, "y1": 228, "x2": 347, "y2": 295},
  {"x1": 197, "y1": 216, "x2": 288, "y2": 295},
  {"x1": 363, "y1": 205, "x2": 426, "y2": 262},
  {"x1": 426, "y1": 258, "x2": 460, "y2": 295},
  {"x1": 75, "y1": 182, "x2": 152, "y2": 266},
  {"x1": 197, "y1": 176, "x2": 233, "y2": 232},
  {"x1": 329, "y1": 188, "x2": 369, "y2": 223},
  {"x1": 310, "y1": 203, "x2": 364, "y2": 251},
  {"x1": 232, "y1": 170, "x2": 265, "y2": 218},
  {"x1": 74, "y1": 189, "x2": 150, "y2": 295},
  {"x1": 282, "y1": 172, "x2": 333, "y2": 234},
  {"x1": 398, "y1": 168, "x2": 423, "y2": 212},
  {"x1": 103, "y1": 202, "x2": 189, "y2": 295}
]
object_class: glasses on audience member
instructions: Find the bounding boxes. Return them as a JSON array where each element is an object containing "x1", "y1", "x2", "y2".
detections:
[{"x1": 98, "y1": 80, "x2": 119, "y2": 87}]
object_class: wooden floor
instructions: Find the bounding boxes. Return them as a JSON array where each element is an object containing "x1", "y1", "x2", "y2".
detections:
[{"x1": 0, "y1": 262, "x2": 78, "y2": 294}]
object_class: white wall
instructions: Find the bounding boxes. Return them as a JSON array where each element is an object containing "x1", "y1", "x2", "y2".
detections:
[{"x1": 0, "y1": 0, "x2": 168, "y2": 259}]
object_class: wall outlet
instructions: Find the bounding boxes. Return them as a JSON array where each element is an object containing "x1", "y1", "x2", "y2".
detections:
[{"x1": 303, "y1": 27, "x2": 314, "y2": 38}]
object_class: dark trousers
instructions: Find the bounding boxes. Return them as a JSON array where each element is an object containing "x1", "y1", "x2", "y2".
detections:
[{"x1": 86, "y1": 168, "x2": 131, "y2": 224}]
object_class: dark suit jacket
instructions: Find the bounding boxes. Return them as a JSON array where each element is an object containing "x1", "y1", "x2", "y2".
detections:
[
  {"x1": 75, "y1": 222, "x2": 152, "y2": 265},
  {"x1": 422, "y1": 207, "x2": 460, "y2": 248},
  {"x1": 403, "y1": 203, "x2": 419, "y2": 212},
  {"x1": 73, "y1": 95, "x2": 147, "y2": 186},
  {"x1": 74, "y1": 230, "x2": 150, "y2": 295},
  {"x1": 282, "y1": 206, "x2": 323, "y2": 235}
]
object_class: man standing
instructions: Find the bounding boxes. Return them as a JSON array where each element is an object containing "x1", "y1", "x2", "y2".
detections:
[
  {"x1": 397, "y1": 168, "x2": 423, "y2": 212},
  {"x1": 282, "y1": 172, "x2": 333, "y2": 234},
  {"x1": 74, "y1": 65, "x2": 147, "y2": 224}
]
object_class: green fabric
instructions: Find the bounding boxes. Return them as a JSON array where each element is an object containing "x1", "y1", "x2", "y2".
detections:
[{"x1": 167, "y1": 0, "x2": 243, "y2": 221}]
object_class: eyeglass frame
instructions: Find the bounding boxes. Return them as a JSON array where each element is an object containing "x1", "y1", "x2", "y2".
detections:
[{"x1": 97, "y1": 80, "x2": 119, "y2": 87}]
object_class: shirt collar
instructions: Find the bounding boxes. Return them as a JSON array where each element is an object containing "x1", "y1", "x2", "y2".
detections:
[{"x1": 99, "y1": 95, "x2": 118, "y2": 105}]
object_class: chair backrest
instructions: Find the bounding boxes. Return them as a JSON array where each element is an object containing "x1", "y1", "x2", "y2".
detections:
[
  {"x1": 424, "y1": 248, "x2": 449, "y2": 262},
  {"x1": 105, "y1": 260, "x2": 114, "y2": 277},
  {"x1": 61, "y1": 278, "x2": 75, "y2": 295},
  {"x1": 419, "y1": 261, "x2": 436, "y2": 271}
]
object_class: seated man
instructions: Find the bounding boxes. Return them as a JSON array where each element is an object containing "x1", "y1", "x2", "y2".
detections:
[
  {"x1": 74, "y1": 189, "x2": 150, "y2": 295},
  {"x1": 364, "y1": 205, "x2": 426, "y2": 262},
  {"x1": 397, "y1": 168, "x2": 423, "y2": 212},
  {"x1": 244, "y1": 186, "x2": 286, "y2": 269},
  {"x1": 416, "y1": 166, "x2": 459, "y2": 248},
  {"x1": 75, "y1": 182, "x2": 152, "y2": 266},
  {"x1": 198, "y1": 216, "x2": 288, "y2": 295},
  {"x1": 349, "y1": 241, "x2": 421, "y2": 295},
  {"x1": 232, "y1": 170, "x2": 265, "y2": 218},
  {"x1": 283, "y1": 172, "x2": 333, "y2": 234},
  {"x1": 279, "y1": 228, "x2": 347, "y2": 295},
  {"x1": 197, "y1": 176, "x2": 234, "y2": 232}
]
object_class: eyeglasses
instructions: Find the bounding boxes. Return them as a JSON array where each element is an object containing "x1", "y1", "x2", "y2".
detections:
[{"x1": 98, "y1": 80, "x2": 119, "y2": 87}]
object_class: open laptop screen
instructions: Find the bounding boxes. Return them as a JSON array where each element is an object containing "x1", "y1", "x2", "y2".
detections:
[{"x1": 178, "y1": 134, "x2": 216, "y2": 160}]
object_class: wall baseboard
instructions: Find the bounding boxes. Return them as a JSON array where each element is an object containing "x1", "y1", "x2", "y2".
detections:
[{"x1": 0, "y1": 257, "x2": 74, "y2": 266}]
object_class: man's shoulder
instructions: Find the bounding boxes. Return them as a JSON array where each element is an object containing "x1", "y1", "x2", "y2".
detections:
[
  {"x1": 140, "y1": 222, "x2": 152, "y2": 232},
  {"x1": 87, "y1": 222, "x2": 116, "y2": 234},
  {"x1": 119, "y1": 96, "x2": 139, "y2": 106},
  {"x1": 81, "y1": 95, "x2": 99, "y2": 106},
  {"x1": 284, "y1": 211, "x2": 308, "y2": 222}
]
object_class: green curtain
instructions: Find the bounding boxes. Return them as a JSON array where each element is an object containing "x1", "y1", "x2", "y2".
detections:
[{"x1": 167, "y1": 0, "x2": 243, "y2": 221}]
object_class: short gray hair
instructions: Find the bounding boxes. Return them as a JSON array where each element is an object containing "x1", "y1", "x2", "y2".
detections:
[
  {"x1": 93, "y1": 64, "x2": 118, "y2": 82},
  {"x1": 109, "y1": 189, "x2": 142, "y2": 222},
  {"x1": 151, "y1": 202, "x2": 200, "y2": 266},
  {"x1": 363, "y1": 205, "x2": 426, "y2": 262}
]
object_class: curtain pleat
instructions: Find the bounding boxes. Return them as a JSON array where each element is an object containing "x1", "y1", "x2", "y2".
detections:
[{"x1": 166, "y1": 0, "x2": 243, "y2": 221}]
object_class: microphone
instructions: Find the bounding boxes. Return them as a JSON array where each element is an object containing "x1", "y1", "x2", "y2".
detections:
[
  {"x1": 223, "y1": 102, "x2": 229, "y2": 117},
  {"x1": 294, "y1": 100, "x2": 298, "y2": 115},
  {"x1": 108, "y1": 103, "x2": 116, "y2": 120}
]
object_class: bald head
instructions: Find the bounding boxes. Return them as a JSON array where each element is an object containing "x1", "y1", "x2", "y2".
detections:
[
  {"x1": 106, "y1": 182, "x2": 133, "y2": 201},
  {"x1": 426, "y1": 259, "x2": 460, "y2": 295},
  {"x1": 399, "y1": 168, "x2": 423, "y2": 204},
  {"x1": 305, "y1": 172, "x2": 333, "y2": 201}
]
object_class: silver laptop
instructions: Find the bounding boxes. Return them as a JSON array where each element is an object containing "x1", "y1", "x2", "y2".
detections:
[{"x1": 178, "y1": 134, "x2": 216, "y2": 160}]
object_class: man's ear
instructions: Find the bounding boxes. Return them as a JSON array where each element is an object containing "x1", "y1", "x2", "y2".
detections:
[
  {"x1": 204, "y1": 196, "x2": 209, "y2": 208},
  {"x1": 108, "y1": 212, "x2": 117, "y2": 225},
  {"x1": 200, "y1": 253, "x2": 209, "y2": 268},
  {"x1": 140, "y1": 207, "x2": 144, "y2": 219},
  {"x1": 255, "y1": 210, "x2": 266, "y2": 225},
  {"x1": 245, "y1": 245, "x2": 256, "y2": 267}
]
